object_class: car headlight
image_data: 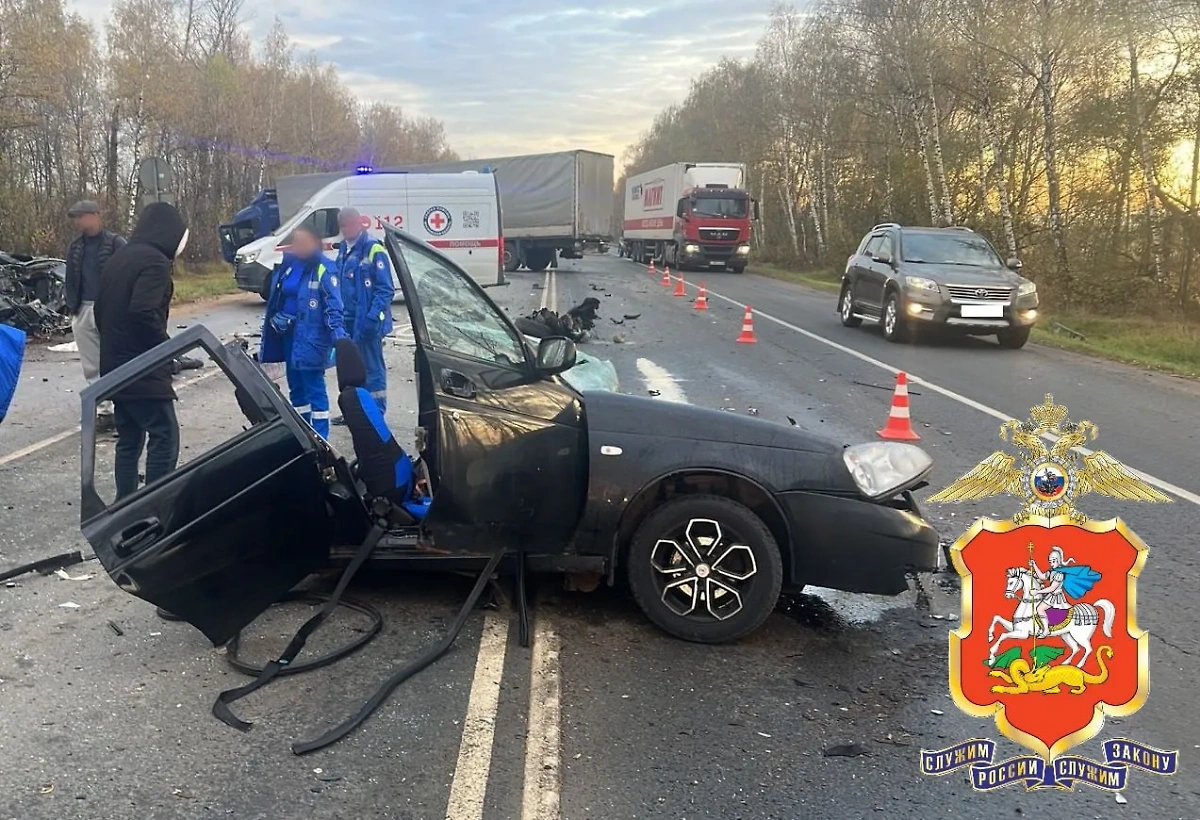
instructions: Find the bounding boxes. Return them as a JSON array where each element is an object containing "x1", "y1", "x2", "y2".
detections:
[
  {"x1": 684, "y1": 244, "x2": 700, "y2": 254},
  {"x1": 238, "y1": 250, "x2": 259, "y2": 264},
  {"x1": 842, "y1": 442, "x2": 933, "y2": 501},
  {"x1": 1018, "y1": 280, "x2": 1037, "y2": 297},
  {"x1": 905, "y1": 276, "x2": 939, "y2": 292},
  {"x1": 737, "y1": 245, "x2": 751, "y2": 255}
]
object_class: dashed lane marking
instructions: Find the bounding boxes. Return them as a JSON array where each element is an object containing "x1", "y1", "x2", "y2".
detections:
[{"x1": 636, "y1": 358, "x2": 689, "y2": 404}]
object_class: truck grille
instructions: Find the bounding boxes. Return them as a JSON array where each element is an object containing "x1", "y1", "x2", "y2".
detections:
[
  {"x1": 946, "y1": 284, "x2": 1013, "y2": 302},
  {"x1": 700, "y1": 244, "x2": 736, "y2": 259},
  {"x1": 699, "y1": 228, "x2": 740, "y2": 242}
]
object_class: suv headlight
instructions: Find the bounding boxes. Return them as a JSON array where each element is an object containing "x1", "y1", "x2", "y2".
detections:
[
  {"x1": 843, "y1": 442, "x2": 933, "y2": 501},
  {"x1": 238, "y1": 250, "x2": 259, "y2": 264},
  {"x1": 1018, "y1": 280, "x2": 1037, "y2": 297},
  {"x1": 905, "y1": 276, "x2": 939, "y2": 292}
]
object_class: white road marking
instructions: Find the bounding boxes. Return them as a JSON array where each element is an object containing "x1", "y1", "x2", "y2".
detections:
[
  {"x1": 0, "y1": 368, "x2": 222, "y2": 467},
  {"x1": 522, "y1": 618, "x2": 562, "y2": 820},
  {"x1": 445, "y1": 612, "x2": 510, "y2": 820},
  {"x1": 636, "y1": 358, "x2": 689, "y2": 404},
  {"x1": 537, "y1": 269, "x2": 558, "y2": 312},
  {"x1": 663, "y1": 274, "x2": 1200, "y2": 507}
]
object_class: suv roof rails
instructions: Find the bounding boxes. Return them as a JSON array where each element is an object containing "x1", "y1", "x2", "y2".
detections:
[{"x1": 871, "y1": 222, "x2": 900, "y2": 231}]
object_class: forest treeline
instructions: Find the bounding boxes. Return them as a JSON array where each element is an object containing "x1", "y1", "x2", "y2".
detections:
[
  {"x1": 622, "y1": 1, "x2": 1200, "y2": 315},
  {"x1": 0, "y1": 0, "x2": 456, "y2": 261}
]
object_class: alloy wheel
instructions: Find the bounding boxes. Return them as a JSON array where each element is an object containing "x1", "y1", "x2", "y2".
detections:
[
  {"x1": 884, "y1": 300, "x2": 897, "y2": 337},
  {"x1": 650, "y1": 518, "x2": 758, "y2": 621}
]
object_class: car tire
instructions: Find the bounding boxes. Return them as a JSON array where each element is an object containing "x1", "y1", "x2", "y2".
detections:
[
  {"x1": 882, "y1": 293, "x2": 910, "y2": 343},
  {"x1": 839, "y1": 283, "x2": 862, "y2": 327},
  {"x1": 503, "y1": 246, "x2": 521, "y2": 273},
  {"x1": 997, "y1": 326, "x2": 1032, "y2": 349},
  {"x1": 626, "y1": 494, "x2": 784, "y2": 644},
  {"x1": 730, "y1": 264, "x2": 746, "y2": 274},
  {"x1": 525, "y1": 249, "x2": 552, "y2": 272}
]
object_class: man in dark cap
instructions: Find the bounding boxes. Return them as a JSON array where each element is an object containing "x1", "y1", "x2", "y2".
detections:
[
  {"x1": 95, "y1": 202, "x2": 189, "y2": 501},
  {"x1": 65, "y1": 199, "x2": 126, "y2": 429}
]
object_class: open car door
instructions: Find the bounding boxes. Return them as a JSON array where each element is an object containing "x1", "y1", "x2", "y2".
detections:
[
  {"x1": 79, "y1": 327, "x2": 339, "y2": 646},
  {"x1": 382, "y1": 226, "x2": 587, "y2": 555}
]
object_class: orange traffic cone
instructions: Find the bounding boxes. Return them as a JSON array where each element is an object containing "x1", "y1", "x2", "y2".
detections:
[
  {"x1": 736, "y1": 306, "x2": 757, "y2": 344},
  {"x1": 660, "y1": 264, "x2": 671, "y2": 287},
  {"x1": 877, "y1": 372, "x2": 921, "y2": 441},
  {"x1": 648, "y1": 260, "x2": 656, "y2": 277},
  {"x1": 673, "y1": 273, "x2": 686, "y2": 296},
  {"x1": 694, "y1": 283, "x2": 708, "y2": 310}
]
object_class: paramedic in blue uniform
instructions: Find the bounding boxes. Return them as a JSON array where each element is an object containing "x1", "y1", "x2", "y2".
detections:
[
  {"x1": 334, "y1": 208, "x2": 394, "y2": 420},
  {"x1": 259, "y1": 225, "x2": 346, "y2": 439}
]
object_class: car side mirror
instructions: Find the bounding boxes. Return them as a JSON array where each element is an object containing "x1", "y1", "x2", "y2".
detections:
[
  {"x1": 536, "y1": 336, "x2": 577, "y2": 376},
  {"x1": 676, "y1": 201, "x2": 687, "y2": 219},
  {"x1": 873, "y1": 252, "x2": 893, "y2": 266},
  {"x1": 1006, "y1": 257, "x2": 1023, "y2": 270}
]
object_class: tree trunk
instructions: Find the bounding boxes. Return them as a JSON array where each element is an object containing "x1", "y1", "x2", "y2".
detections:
[
  {"x1": 926, "y1": 66, "x2": 953, "y2": 225},
  {"x1": 982, "y1": 98, "x2": 1018, "y2": 259},
  {"x1": 778, "y1": 182, "x2": 801, "y2": 260},
  {"x1": 1128, "y1": 35, "x2": 1166, "y2": 287},
  {"x1": 1037, "y1": 47, "x2": 1071, "y2": 295},
  {"x1": 905, "y1": 68, "x2": 942, "y2": 226},
  {"x1": 105, "y1": 105, "x2": 120, "y2": 217}
]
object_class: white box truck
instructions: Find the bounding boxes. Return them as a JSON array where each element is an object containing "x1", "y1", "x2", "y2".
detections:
[
  {"x1": 268, "y1": 150, "x2": 613, "y2": 274},
  {"x1": 621, "y1": 162, "x2": 758, "y2": 273},
  {"x1": 234, "y1": 170, "x2": 502, "y2": 297}
]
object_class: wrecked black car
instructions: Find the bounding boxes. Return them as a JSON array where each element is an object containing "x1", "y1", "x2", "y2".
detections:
[
  {"x1": 0, "y1": 251, "x2": 70, "y2": 336},
  {"x1": 79, "y1": 225, "x2": 941, "y2": 649}
]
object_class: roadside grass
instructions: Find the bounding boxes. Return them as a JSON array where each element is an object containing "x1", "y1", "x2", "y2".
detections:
[
  {"x1": 750, "y1": 261, "x2": 1200, "y2": 379},
  {"x1": 173, "y1": 261, "x2": 241, "y2": 304}
]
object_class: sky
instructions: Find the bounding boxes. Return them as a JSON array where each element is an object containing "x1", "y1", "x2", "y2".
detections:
[{"x1": 68, "y1": 0, "x2": 778, "y2": 168}]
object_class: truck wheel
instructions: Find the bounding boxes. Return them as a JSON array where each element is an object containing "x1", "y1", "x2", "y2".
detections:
[
  {"x1": 997, "y1": 326, "x2": 1032, "y2": 349},
  {"x1": 730, "y1": 264, "x2": 746, "y2": 274},
  {"x1": 525, "y1": 248, "x2": 553, "y2": 272},
  {"x1": 503, "y1": 246, "x2": 521, "y2": 273},
  {"x1": 627, "y1": 495, "x2": 783, "y2": 644}
]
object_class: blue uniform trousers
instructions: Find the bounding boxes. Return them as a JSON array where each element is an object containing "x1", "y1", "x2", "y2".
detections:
[
  {"x1": 283, "y1": 332, "x2": 330, "y2": 439},
  {"x1": 358, "y1": 335, "x2": 388, "y2": 412}
]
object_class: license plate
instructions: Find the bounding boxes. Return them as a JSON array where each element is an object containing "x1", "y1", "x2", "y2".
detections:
[
  {"x1": 710, "y1": 260, "x2": 725, "y2": 266},
  {"x1": 960, "y1": 303, "x2": 1004, "y2": 318}
]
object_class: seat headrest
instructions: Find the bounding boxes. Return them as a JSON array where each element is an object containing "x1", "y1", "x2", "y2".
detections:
[{"x1": 335, "y1": 338, "x2": 367, "y2": 391}]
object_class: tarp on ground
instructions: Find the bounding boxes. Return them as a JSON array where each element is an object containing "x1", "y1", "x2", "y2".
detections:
[{"x1": 0, "y1": 323, "x2": 26, "y2": 423}]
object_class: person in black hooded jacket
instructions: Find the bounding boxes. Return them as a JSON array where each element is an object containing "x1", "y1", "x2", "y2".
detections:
[{"x1": 95, "y1": 202, "x2": 189, "y2": 500}]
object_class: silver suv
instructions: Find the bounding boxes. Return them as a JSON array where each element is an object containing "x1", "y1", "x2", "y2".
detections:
[{"x1": 838, "y1": 224, "x2": 1039, "y2": 348}]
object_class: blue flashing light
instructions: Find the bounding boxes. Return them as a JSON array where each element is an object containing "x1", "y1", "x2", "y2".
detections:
[{"x1": 355, "y1": 165, "x2": 373, "y2": 175}]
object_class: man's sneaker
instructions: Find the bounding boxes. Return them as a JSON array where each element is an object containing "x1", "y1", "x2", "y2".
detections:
[
  {"x1": 156, "y1": 607, "x2": 183, "y2": 621},
  {"x1": 96, "y1": 414, "x2": 116, "y2": 434}
]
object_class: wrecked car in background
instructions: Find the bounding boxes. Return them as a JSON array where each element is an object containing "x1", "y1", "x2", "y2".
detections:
[
  {"x1": 0, "y1": 251, "x2": 70, "y2": 336},
  {"x1": 78, "y1": 225, "x2": 941, "y2": 648}
]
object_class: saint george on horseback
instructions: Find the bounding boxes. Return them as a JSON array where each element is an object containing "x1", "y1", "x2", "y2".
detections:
[{"x1": 1028, "y1": 545, "x2": 1101, "y2": 637}]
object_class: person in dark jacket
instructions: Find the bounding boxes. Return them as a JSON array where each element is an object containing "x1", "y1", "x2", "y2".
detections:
[
  {"x1": 260, "y1": 225, "x2": 346, "y2": 439},
  {"x1": 65, "y1": 200, "x2": 126, "y2": 428},
  {"x1": 95, "y1": 202, "x2": 188, "y2": 500}
]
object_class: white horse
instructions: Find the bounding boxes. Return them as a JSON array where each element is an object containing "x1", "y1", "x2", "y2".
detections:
[{"x1": 986, "y1": 567, "x2": 1115, "y2": 669}]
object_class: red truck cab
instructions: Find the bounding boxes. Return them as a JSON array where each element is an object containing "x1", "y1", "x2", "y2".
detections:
[{"x1": 674, "y1": 184, "x2": 758, "y2": 273}]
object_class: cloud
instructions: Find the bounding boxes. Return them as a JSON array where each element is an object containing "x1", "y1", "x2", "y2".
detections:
[{"x1": 68, "y1": 0, "x2": 776, "y2": 166}]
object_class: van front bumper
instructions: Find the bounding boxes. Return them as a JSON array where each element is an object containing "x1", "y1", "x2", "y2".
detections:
[{"x1": 235, "y1": 262, "x2": 271, "y2": 295}]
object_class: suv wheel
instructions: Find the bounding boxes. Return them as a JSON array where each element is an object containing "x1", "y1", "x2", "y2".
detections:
[
  {"x1": 997, "y1": 326, "x2": 1032, "y2": 349},
  {"x1": 627, "y1": 495, "x2": 783, "y2": 644},
  {"x1": 839, "y1": 283, "x2": 862, "y2": 327},
  {"x1": 882, "y1": 293, "x2": 910, "y2": 343}
]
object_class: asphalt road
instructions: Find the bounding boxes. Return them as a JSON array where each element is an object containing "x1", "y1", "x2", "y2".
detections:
[{"x1": 1, "y1": 254, "x2": 1197, "y2": 819}]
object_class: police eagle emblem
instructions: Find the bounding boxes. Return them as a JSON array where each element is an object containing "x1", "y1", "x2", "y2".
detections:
[{"x1": 927, "y1": 394, "x2": 1170, "y2": 524}]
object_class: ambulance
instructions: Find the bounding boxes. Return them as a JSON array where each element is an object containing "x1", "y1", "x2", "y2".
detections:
[{"x1": 233, "y1": 170, "x2": 504, "y2": 298}]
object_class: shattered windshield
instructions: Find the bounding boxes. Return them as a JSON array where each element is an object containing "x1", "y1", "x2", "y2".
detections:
[
  {"x1": 396, "y1": 241, "x2": 527, "y2": 367},
  {"x1": 692, "y1": 197, "x2": 748, "y2": 218}
]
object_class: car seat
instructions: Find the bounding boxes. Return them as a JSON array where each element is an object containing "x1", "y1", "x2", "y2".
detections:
[{"x1": 334, "y1": 338, "x2": 431, "y2": 520}]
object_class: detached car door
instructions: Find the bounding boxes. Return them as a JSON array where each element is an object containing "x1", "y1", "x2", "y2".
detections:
[
  {"x1": 383, "y1": 227, "x2": 587, "y2": 555},
  {"x1": 78, "y1": 327, "x2": 336, "y2": 646}
]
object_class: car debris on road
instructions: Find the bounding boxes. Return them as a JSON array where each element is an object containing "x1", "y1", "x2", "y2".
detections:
[{"x1": 0, "y1": 250, "x2": 70, "y2": 337}]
